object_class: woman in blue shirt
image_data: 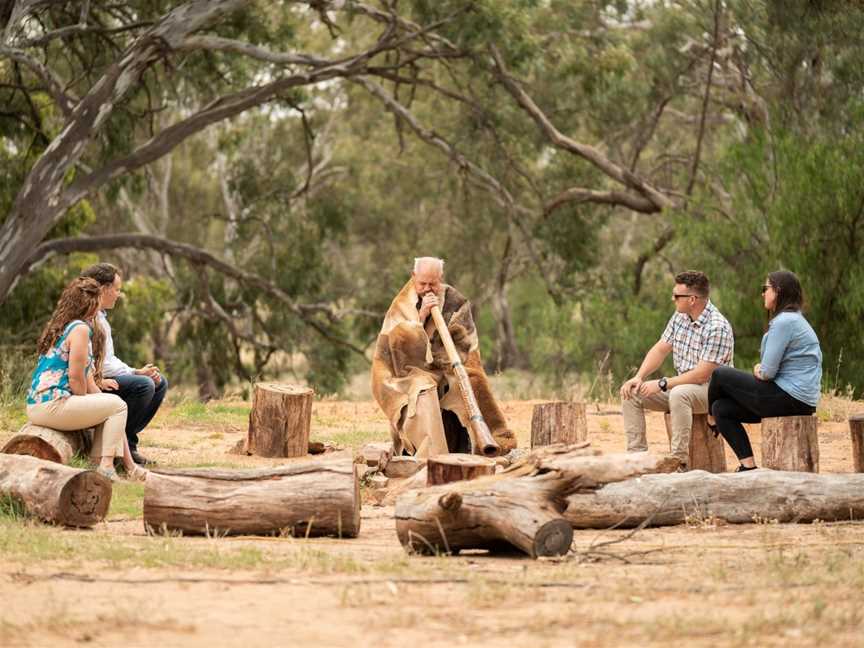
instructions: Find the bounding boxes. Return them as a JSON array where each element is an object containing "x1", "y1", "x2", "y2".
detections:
[
  {"x1": 707, "y1": 271, "x2": 822, "y2": 471},
  {"x1": 26, "y1": 277, "x2": 147, "y2": 481}
]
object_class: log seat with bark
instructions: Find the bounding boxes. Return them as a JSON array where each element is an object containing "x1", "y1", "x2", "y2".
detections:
[
  {"x1": 427, "y1": 453, "x2": 495, "y2": 485},
  {"x1": 395, "y1": 445, "x2": 677, "y2": 558},
  {"x1": 1, "y1": 423, "x2": 92, "y2": 465},
  {"x1": 530, "y1": 402, "x2": 588, "y2": 448},
  {"x1": 564, "y1": 469, "x2": 864, "y2": 528},
  {"x1": 246, "y1": 383, "x2": 314, "y2": 458},
  {"x1": 143, "y1": 458, "x2": 360, "y2": 537},
  {"x1": 761, "y1": 415, "x2": 819, "y2": 472},
  {"x1": 0, "y1": 454, "x2": 112, "y2": 527},
  {"x1": 663, "y1": 413, "x2": 726, "y2": 473}
]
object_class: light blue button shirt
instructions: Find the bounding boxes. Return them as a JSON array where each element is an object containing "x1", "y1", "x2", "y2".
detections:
[{"x1": 760, "y1": 311, "x2": 822, "y2": 407}]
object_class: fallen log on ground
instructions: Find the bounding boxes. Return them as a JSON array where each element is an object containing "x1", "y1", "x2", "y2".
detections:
[
  {"x1": 1, "y1": 423, "x2": 92, "y2": 464},
  {"x1": 564, "y1": 469, "x2": 864, "y2": 528},
  {"x1": 143, "y1": 458, "x2": 360, "y2": 537},
  {"x1": 0, "y1": 454, "x2": 112, "y2": 527},
  {"x1": 395, "y1": 447, "x2": 677, "y2": 558}
]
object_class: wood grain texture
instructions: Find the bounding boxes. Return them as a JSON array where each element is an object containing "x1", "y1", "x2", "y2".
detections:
[
  {"x1": 850, "y1": 414, "x2": 864, "y2": 473},
  {"x1": 247, "y1": 383, "x2": 314, "y2": 458},
  {"x1": 565, "y1": 470, "x2": 864, "y2": 528},
  {"x1": 0, "y1": 454, "x2": 111, "y2": 527},
  {"x1": 143, "y1": 458, "x2": 360, "y2": 537},
  {"x1": 1, "y1": 423, "x2": 91, "y2": 464},
  {"x1": 663, "y1": 413, "x2": 726, "y2": 473},
  {"x1": 427, "y1": 453, "x2": 495, "y2": 485},
  {"x1": 761, "y1": 415, "x2": 819, "y2": 472},
  {"x1": 530, "y1": 402, "x2": 587, "y2": 448}
]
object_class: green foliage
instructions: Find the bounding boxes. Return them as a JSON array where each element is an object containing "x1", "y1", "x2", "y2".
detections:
[{"x1": 107, "y1": 276, "x2": 174, "y2": 370}]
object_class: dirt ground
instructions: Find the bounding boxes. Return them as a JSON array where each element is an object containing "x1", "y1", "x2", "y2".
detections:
[{"x1": 2, "y1": 398, "x2": 864, "y2": 647}]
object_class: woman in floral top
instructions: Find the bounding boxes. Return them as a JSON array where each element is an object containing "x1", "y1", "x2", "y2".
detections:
[{"x1": 26, "y1": 277, "x2": 146, "y2": 482}]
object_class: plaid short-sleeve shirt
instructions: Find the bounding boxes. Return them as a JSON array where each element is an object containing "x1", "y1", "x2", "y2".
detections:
[{"x1": 661, "y1": 300, "x2": 734, "y2": 375}]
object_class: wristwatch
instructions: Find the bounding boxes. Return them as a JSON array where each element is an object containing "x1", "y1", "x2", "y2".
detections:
[{"x1": 659, "y1": 377, "x2": 669, "y2": 392}]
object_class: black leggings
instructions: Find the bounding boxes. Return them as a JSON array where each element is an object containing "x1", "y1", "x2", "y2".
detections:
[{"x1": 707, "y1": 366, "x2": 815, "y2": 462}]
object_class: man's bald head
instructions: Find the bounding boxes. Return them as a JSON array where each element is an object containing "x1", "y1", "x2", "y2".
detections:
[{"x1": 412, "y1": 256, "x2": 444, "y2": 296}]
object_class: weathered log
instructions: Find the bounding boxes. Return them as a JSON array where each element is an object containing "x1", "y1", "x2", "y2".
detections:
[
  {"x1": 761, "y1": 415, "x2": 819, "y2": 472},
  {"x1": 427, "y1": 453, "x2": 495, "y2": 485},
  {"x1": 143, "y1": 458, "x2": 360, "y2": 537},
  {"x1": 850, "y1": 415, "x2": 864, "y2": 472},
  {"x1": 385, "y1": 456, "x2": 424, "y2": 479},
  {"x1": 396, "y1": 449, "x2": 675, "y2": 558},
  {"x1": 358, "y1": 442, "x2": 393, "y2": 469},
  {"x1": 247, "y1": 383, "x2": 314, "y2": 458},
  {"x1": 564, "y1": 470, "x2": 864, "y2": 528},
  {"x1": 0, "y1": 454, "x2": 112, "y2": 527},
  {"x1": 530, "y1": 402, "x2": 587, "y2": 448},
  {"x1": 1, "y1": 424, "x2": 92, "y2": 465},
  {"x1": 663, "y1": 413, "x2": 726, "y2": 473}
]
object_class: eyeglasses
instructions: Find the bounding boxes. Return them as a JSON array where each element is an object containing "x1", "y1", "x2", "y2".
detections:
[
  {"x1": 761, "y1": 285, "x2": 772, "y2": 294},
  {"x1": 672, "y1": 293, "x2": 697, "y2": 300}
]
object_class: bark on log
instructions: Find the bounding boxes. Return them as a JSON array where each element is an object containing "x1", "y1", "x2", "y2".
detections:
[
  {"x1": 358, "y1": 442, "x2": 392, "y2": 469},
  {"x1": 0, "y1": 454, "x2": 111, "y2": 527},
  {"x1": 1, "y1": 424, "x2": 92, "y2": 464},
  {"x1": 247, "y1": 383, "x2": 314, "y2": 458},
  {"x1": 396, "y1": 448, "x2": 676, "y2": 558},
  {"x1": 663, "y1": 413, "x2": 726, "y2": 473},
  {"x1": 530, "y1": 402, "x2": 587, "y2": 448},
  {"x1": 850, "y1": 415, "x2": 864, "y2": 473},
  {"x1": 761, "y1": 415, "x2": 819, "y2": 472},
  {"x1": 143, "y1": 458, "x2": 360, "y2": 537},
  {"x1": 427, "y1": 453, "x2": 496, "y2": 485},
  {"x1": 564, "y1": 470, "x2": 864, "y2": 528}
]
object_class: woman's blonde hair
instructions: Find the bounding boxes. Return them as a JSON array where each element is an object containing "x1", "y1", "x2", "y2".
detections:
[{"x1": 37, "y1": 277, "x2": 105, "y2": 378}]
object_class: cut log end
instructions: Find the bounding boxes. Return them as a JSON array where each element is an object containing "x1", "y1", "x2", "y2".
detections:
[
  {"x1": 62, "y1": 471, "x2": 113, "y2": 527},
  {"x1": 2, "y1": 437, "x2": 63, "y2": 463},
  {"x1": 533, "y1": 519, "x2": 573, "y2": 558},
  {"x1": 427, "y1": 453, "x2": 496, "y2": 486}
]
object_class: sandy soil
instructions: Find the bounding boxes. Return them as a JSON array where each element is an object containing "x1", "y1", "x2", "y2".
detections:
[{"x1": 2, "y1": 399, "x2": 863, "y2": 647}]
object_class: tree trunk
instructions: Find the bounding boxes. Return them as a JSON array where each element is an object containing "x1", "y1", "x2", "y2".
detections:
[
  {"x1": 427, "y1": 453, "x2": 496, "y2": 485},
  {"x1": 761, "y1": 415, "x2": 819, "y2": 472},
  {"x1": 1, "y1": 424, "x2": 92, "y2": 464},
  {"x1": 663, "y1": 413, "x2": 726, "y2": 473},
  {"x1": 564, "y1": 470, "x2": 864, "y2": 528},
  {"x1": 0, "y1": 454, "x2": 112, "y2": 527},
  {"x1": 850, "y1": 415, "x2": 864, "y2": 472},
  {"x1": 396, "y1": 448, "x2": 676, "y2": 558},
  {"x1": 246, "y1": 383, "x2": 314, "y2": 458},
  {"x1": 531, "y1": 402, "x2": 588, "y2": 448},
  {"x1": 143, "y1": 458, "x2": 360, "y2": 537}
]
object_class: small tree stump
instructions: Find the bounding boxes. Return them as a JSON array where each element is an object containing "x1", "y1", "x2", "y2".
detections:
[
  {"x1": 0, "y1": 454, "x2": 112, "y2": 527},
  {"x1": 761, "y1": 415, "x2": 819, "y2": 472},
  {"x1": 1, "y1": 424, "x2": 92, "y2": 465},
  {"x1": 247, "y1": 383, "x2": 314, "y2": 458},
  {"x1": 663, "y1": 413, "x2": 727, "y2": 473},
  {"x1": 427, "y1": 453, "x2": 496, "y2": 486},
  {"x1": 850, "y1": 414, "x2": 864, "y2": 472},
  {"x1": 530, "y1": 402, "x2": 587, "y2": 448}
]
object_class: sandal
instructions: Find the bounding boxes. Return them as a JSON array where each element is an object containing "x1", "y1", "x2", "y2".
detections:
[
  {"x1": 126, "y1": 465, "x2": 149, "y2": 482},
  {"x1": 95, "y1": 466, "x2": 120, "y2": 482},
  {"x1": 735, "y1": 464, "x2": 757, "y2": 472}
]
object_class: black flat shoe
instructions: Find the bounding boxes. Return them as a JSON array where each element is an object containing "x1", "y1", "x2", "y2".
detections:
[
  {"x1": 735, "y1": 464, "x2": 757, "y2": 472},
  {"x1": 131, "y1": 450, "x2": 154, "y2": 466},
  {"x1": 707, "y1": 421, "x2": 720, "y2": 438}
]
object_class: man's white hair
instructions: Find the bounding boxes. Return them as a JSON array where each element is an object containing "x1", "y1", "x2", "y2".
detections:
[{"x1": 413, "y1": 256, "x2": 445, "y2": 275}]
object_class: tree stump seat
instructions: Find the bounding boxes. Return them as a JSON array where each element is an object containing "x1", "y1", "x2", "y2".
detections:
[
  {"x1": 851, "y1": 414, "x2": 864, "y2": 473},
  {"x1": 663, "y1": 413, "x2": 726, "y2": 473},
  {"x1": 530, "y1": 402, "x2": 588, "y2": 448},
  {"x1": 761, "y1": 415, "x2": 819, "y2": 472}
]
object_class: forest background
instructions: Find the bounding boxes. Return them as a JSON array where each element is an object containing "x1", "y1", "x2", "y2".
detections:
[{"x1": 1, "y1": 0, "x2": 863, "y2": 404}]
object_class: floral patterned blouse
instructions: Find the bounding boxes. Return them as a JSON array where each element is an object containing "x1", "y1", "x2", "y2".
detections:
[{"x1": 26, "y1": 320, "x2": 93, "y2": 405}]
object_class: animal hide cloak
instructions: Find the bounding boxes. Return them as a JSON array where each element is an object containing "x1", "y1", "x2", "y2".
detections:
[{"x1": 371, "y1": 279, "x2": 517, "y2": 455}]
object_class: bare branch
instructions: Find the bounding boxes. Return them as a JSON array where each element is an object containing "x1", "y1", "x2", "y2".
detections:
[
  {"x1": 23, "y1": 234, "x2": 371, "y2": 358},
  {"x1": 545, "y1": 187, "x2": 659, "y2": 216},
  {"x1": 0, "y1": 45, "x2": 75, "y2": 115}
]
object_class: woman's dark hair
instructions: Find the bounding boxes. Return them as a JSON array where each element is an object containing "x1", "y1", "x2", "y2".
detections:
[
  {"x1": 80, "y1": 262, "x2": 121, "y2": 287},
  {"x1": 767, "y1": 270, "x2": 804, "y2": 318}
]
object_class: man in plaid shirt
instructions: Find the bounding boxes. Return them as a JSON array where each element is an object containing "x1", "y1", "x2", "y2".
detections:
[{"x1": 620, "y1": 271, "x2": 734, "y2": 469}]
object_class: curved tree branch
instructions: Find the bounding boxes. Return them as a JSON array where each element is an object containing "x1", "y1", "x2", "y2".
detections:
[{"x1": 23, "y1": 234, "x2": 371, "y2": 358}]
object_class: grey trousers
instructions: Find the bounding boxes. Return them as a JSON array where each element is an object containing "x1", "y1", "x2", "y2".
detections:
[{"x1": 622, "y1": 383, "x2": 709, "y2": 464}]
